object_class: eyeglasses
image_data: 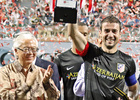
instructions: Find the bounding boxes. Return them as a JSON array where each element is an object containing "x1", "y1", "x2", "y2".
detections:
[{"x1": 17, "y1": 47, "x2": 39, "y2": 53}]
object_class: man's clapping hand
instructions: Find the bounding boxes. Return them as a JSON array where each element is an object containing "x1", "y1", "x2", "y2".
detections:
[
  {"x1": 26, "y1": 65, "x2": 53, "y2": 87},
  {"x1": 41, "y1": 65, "x2": 53, "y2": 84},
  {"x1": 26, "y1": 69, "x2": 38, "y2": 87}
]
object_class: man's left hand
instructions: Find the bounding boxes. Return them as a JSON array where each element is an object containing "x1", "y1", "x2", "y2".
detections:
[{"x1": 42, "y1": 65, "x2": 53, "y2": 84}]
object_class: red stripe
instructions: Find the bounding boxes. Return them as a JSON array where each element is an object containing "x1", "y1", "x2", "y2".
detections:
[
  {"x1": 80, "y1": 0, "x2": 83, "y2": 9},
  {"x1": 52, "y1": 0, "x2": 56, "y2": 11},
  {"x1": 76, "y1": 42, "x2": 89, "y2": 57},
  {"x1": 88, "y1": 0, "x2": 92, "y2": 12}
]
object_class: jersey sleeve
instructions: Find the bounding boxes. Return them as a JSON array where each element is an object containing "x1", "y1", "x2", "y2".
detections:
[
  {"x1": 76, "y1": 42, "x2": 101, "y2": 62},
  {"x1": 125, "y1": 57, "x2": 137, "y2": 86},
  {"x1": 76, "y1": 42, "x2": 89, "y2": 57}
]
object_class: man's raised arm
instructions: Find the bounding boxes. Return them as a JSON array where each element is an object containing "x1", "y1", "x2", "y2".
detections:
[{"x1": 68, "y1": 23, "x2": 87, "y2": 51}]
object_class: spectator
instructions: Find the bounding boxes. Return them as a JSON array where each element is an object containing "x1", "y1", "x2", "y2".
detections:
[{"x1": 0, "y1": 31, "x2": 60, "y2": 100}]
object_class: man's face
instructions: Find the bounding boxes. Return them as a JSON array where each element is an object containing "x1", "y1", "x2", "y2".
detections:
[
  {"x1": 15, "y1": 39, "x2": 38, "y2": 66},
  {"x1": 78, "y1": 25, "x2": 89, "y2": 40},
  {"x1": 100, "y1": 22, "x2": 121, "y2": 49}
]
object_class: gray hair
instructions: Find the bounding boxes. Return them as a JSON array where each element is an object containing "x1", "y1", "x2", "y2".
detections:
[
  {"x1": 13, "y1": 31, "x2": 38, "y2": 49},
  {"x1": 12, "y1": 31, "x2": 38, "y2": 59}
]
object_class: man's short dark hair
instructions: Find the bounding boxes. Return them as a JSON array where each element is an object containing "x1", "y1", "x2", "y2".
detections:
[{"x1": 100, "y1": 15, "x2": 121, "y2": 31}]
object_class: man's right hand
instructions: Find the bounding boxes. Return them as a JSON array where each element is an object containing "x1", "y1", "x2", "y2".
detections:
[{"x1": 26, "y1": 69, "x2": 38, "y2": 86}]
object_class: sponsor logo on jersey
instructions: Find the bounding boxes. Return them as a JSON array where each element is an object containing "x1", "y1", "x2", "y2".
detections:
[
  {"x1": 66, "y1": 72, "x2": 78, "y2": 80},
  {"x1": 92, "y1": 64, "x2": 96, "y2": 69},
  {"x1": 94, "y1": 57, "x2": 100, "y2": 62},
  {"x1": 117, "y1": 63, "x2": 125, "y2": 73},
  {"x1": 66, "y1": 66, "x2": 74, "y2": 70},
  {"x1": 91, "y1": 63, "x2": 125, "y2": 81}
]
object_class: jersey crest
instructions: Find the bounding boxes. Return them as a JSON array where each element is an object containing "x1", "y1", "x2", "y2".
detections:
[{"x1": 117, "y1": 63, "x2": 125, "y2": 73}]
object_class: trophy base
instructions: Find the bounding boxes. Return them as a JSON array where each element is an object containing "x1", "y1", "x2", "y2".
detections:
[{"x1": 54, "y1": 7, "x2": 77, "y2": 23}]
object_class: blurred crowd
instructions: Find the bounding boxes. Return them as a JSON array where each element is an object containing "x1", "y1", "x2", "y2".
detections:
[{"x1": 0, "y1": 0, "x2": 139, "y2": 42}]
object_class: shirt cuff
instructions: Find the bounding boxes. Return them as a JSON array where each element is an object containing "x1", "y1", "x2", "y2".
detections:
[
  {"x1": 43, "y1": 80, "x2": 53, "y2": 90},
  {"x1": 76, "y1": 42, "x2": 89, "y2": 56},
  {"x1": 16, "y1": 83, "x2": 31, "y2": 94}
]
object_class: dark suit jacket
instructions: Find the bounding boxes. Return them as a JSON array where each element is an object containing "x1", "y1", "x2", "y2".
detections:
[
  {"x1": 35, "y1": 57, "x2": 60, "y2": 91},
  {"x1": 138, "y1": 74, "x2": 140, "y2": 84}
]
